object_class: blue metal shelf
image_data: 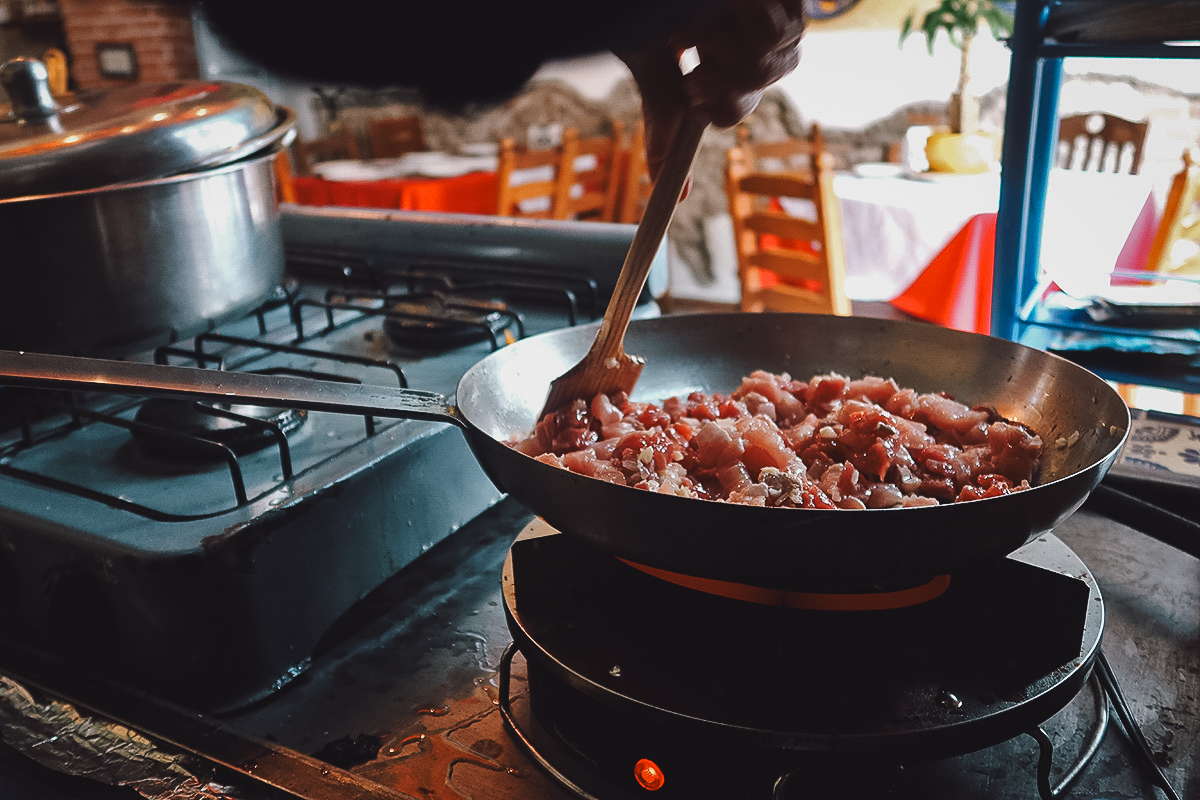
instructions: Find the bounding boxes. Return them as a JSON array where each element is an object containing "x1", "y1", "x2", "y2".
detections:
[{"x1": 993, "y1": 0, "x2": 1200, "y2": 393}]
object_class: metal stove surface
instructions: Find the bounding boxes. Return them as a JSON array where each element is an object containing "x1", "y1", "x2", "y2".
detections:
[
  {"x1": 0, "y1": 291, "x2": 499, "y2": 545},
  {"x1": 0, "y1": 286, "x2": 513, "y2": 708},
  {"x1": 225, "y1": 502, "x2": 1200, "y2": 800}
]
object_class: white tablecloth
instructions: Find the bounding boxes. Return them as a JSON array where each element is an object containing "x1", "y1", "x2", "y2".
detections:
[
  {"x1": 821, "y1": 169, "x2": 1159, "y2": 301},
  {"x1": 312, "y1": 152, "x2": 500, "y2": 181}
]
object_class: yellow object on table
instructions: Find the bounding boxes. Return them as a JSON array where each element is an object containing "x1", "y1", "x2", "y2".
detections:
[{"x1": 925, "y1": 130, "x2": 1000, "y2": 174}]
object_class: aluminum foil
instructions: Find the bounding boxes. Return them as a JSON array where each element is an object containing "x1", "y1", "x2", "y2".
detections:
[{"x1": 0, "y1": 675, "x2": 244, "y2": 799}]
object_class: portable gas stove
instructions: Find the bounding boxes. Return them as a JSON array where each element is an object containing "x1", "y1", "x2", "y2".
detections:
[
  {"x1": 0, "y1": 209, "x2": 1195, "y2": 800},
  {"x1": 498, "y1": 520, "x2": 1103, "y2": 799},
  {"x1": 0, "y1": 207, "x2": 665, "y2": 710}
]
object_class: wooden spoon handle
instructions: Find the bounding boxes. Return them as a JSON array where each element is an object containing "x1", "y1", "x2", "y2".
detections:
[
  {"x1": 586, "y1": 108, "x2": 709, "y2": 362},
  {"x1": 537, "y1": 109, "x2": 709, "y2": 418}
]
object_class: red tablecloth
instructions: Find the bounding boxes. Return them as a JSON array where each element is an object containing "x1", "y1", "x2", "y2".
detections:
[
  {"x1": 890, "y1": 190, "x2": 1160, "y2": 334},
  {"x1": 890, "y1": 213, "x2": 997, "y2": 333},
  {"x1": 291, "y1": 171, "x2": 499, "y2": 215}
]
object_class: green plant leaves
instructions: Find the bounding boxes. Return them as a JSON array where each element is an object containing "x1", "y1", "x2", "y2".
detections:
[{"x1": 898, "y1": 0, "x2": 1014, "y2": 52}]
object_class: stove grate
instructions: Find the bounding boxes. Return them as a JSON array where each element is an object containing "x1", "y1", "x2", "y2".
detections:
[
  {"x1": 286, "y1": 247, "x2": 602, "y2": 327},
  {"x1": 0, "y1": 398, "x2": 263, "y2": 517}
]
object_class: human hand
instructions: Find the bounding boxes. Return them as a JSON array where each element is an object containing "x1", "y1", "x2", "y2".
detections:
[{"x1": 616, "y1": 0, "x2": 804, "y2": 181}]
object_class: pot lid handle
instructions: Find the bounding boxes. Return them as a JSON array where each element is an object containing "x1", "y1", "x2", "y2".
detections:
[{"x1": 0, "y1": 57, "x2": 58, "y2": 121}]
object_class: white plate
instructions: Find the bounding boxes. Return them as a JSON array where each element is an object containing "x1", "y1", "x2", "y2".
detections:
[
  {"x1": 459, "y1": 142, "x2": 499, "y2": 157},
  {"x1": 406, "y1": 155, "x2": 498, "y2": 178},
  {"x1": 852, "y1": 162, "x2": 905, "y2": 179},
  {"x1": 1083, "y1": 279, "x2": 1200, "y2": 326},
  {"x1": 313, "y1": 153, "x2": 498, "y2": 181},
  {"x1": 311, "y1": 160, "x2": 382, "y2": 181},
  {"x1": 906, "y1": 169, "x2": 999, "y2": 183},
  {"x1": 1093, "y1": 281, "x2": 1200, "y2": 307}
]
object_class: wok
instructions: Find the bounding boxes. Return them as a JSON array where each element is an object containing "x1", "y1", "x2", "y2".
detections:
[{"x1": 0, "y1": 313, "x2": 1129, "y2": 590}]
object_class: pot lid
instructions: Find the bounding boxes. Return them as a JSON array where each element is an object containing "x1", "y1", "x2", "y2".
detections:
[{"x1": 0, "y1": 57, "x2": 292, "y2": 199}]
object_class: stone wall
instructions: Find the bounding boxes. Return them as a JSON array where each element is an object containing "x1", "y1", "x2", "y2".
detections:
[{"x1": 311, "y1": 79, "x2": 642, "y2": 158}]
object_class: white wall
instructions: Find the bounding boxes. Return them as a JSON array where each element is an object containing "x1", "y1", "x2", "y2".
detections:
[
  {"x1": 532, "y1": 25, "x2": 1200, "y2": 132},
  {"x1": 782, "y1": 30, "x2": 1011, "y2": 129}
]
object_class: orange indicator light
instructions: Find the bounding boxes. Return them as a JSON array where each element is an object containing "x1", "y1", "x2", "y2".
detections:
[{"x1": 634, "y1": 757, "x2": 665, "y2": 791}]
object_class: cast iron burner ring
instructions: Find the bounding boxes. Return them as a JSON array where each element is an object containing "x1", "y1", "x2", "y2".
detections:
[
  {"x1": 383, "y1": 293, "x2": 516, "y2": 348},
  {"x1": 500, "y1": 520, "x2": 1106, "y2": 799},
  {"x1": 131, "y1": 398, "x2": 307, "y2": 459}
]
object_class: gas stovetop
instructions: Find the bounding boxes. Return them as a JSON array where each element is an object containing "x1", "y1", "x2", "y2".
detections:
[{"x1": 0, "y1": 208, "x2": 664, "y2": 710}]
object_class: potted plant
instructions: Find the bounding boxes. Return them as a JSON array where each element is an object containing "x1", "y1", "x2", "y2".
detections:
[{"x1": 901, "y1": 0, "x2": 1013, "y2": 172}]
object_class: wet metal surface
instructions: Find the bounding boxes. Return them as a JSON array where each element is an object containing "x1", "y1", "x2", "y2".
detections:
[
  {"x1": 215, "y1": 501, "x2": 1198, "y2": 800},
  {"x1": 0, "y1": 500, "x2": 1196, "y2": 799}
]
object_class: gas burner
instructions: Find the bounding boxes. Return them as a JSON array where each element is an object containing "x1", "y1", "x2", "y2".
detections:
[
  {"x1": 501, "y1": 521, "x2": 1104, "y2": 799},
  {"x1": 260, "y1": 277, "x2": 300, "y2": 311},
  {"x1": 383, "y1": 293, "x2": 519, "y2": 348},
  {"x1": 130, "y1": 398, "x2": 307, "y2": 459}
]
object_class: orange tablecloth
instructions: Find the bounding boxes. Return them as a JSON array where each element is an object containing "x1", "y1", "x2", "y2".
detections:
[
  {"x1": 292, "y1": 171, "x2": 499, "y2": 215},
  {"x1": 889, "y1": 180, "x2": 1160, "y2": 334}
]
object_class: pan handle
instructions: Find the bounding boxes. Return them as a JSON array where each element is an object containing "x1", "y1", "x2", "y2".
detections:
[{"x1": 0, "y1": 349, "x2": 468, "y2": 429}]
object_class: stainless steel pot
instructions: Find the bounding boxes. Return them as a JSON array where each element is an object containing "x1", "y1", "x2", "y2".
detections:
[
  {"x1": 0, "y1": 148, "x2": 288, "y2": 356},
  {"x1": 0, "y1": 57, "x2": 296, "y2": 356}
]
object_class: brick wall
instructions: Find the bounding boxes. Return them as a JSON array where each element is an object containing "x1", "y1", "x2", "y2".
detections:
[{"x1": 58, "y1": 0, "x2": 197, "y2": 88}]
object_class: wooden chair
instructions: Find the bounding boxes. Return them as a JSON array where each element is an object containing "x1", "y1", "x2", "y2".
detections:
[
  {"x1": 43, "y1": 48, "x2": 68, "y2": 95},
  {"x1": 558, "y1": 124, "x2": 623, "y2": 222},
  {"x1": 1056, "y1": 112, "x2": 1149, "y2": 174},
  {"x1": 1117, "y1": 383, "x2": 1200, "y2": 417},
  {"x1": 494, "y1": 136, "x2": 572, "y2": 219},
  {"x1": 724, "y1": 123, "x2": 852, "y2": 316},
  {"x1": 616, "y1": 121, "x2": 652, "y2": 224},
  {"x1": 292, "y1": 128, "x2": 361, "y2": 176},
  {"x1": 366, "y1": 115, "x2": 426, "y2": 158},
  {"x1": 273, "y1": 149, "x2": 297, "y2": 204},
  {"x1": 1144, "y1": 146, "x2": 1200, "y2": 276}
]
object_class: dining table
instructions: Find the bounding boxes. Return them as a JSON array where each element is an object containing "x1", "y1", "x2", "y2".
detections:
[
  {"x1": 290, "y1": 152, "x2": 502, "y2": 215},
  {"x1": 810, "y1": 167, "x2": 1161, "y2": 334},
  {"x1": 288, "y1": 150, "x2": 606, "y2": 219}
]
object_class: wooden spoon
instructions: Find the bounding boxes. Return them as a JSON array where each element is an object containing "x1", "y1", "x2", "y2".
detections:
[{"x1": 538, "y1": 108, "x2": 709, "y2": 419}]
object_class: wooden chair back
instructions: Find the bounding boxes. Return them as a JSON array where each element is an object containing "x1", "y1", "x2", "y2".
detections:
[
  {"x1": 366, "y1": 115, "x2": 426, "y2": 158},
  {"x1": 1144, "y1": 147, "x2": 1200, "y2": 276},
  {"x1": 273, "y1": 149, "x2": 297, "y2": 203},
  {"x1": 494, "y1": 136, "x2": 572, "y2": 219},
  {"x1": 43, "y1": 48, "x2": 68, "y2": 95},
  {"x1": 616, "y1": 121, "x2": 652, "y2": 224},
  {"x1": 292, "y1": 128, "x2": 362, "y2": 176},
  {"x1": 1056, "y1": 112, "x2": 1148, "y2": 174},
  {"x1": 559, "y1": 124, "x2": 623, "y2": 222},
  {"x1": 724, "y1": 123, "x2": 852, "y2": 316}
]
